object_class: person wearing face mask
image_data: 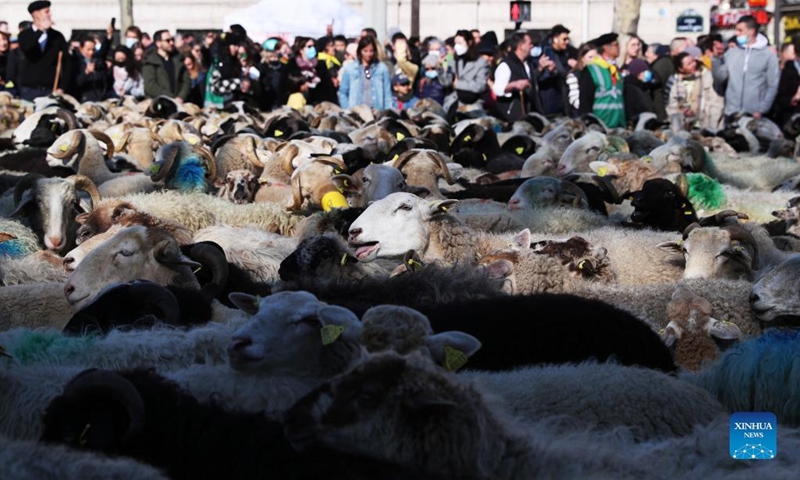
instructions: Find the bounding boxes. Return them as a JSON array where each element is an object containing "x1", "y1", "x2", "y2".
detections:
[
  {"x1": 439, "y1": 29, "x2": 490, "y2": 118},
  {"x1": 622, "y1": 58, "x2": 655, "y2": 126},
  {"x1": 579, "y1": 32, "x2": 625, "y2": 128},
  {"x1": 712, "y1": 15, "x2": 779, "y2": 123},
  {"x1": 124, "y1": 26, "x2": 142, "y2": 50},
  {"x1": 279, "y1": 36, "x2": 338, "y2": 106},
  {"x1": 418, "y1": 53, "x2": 445, "y2": 104},
  {"x1": 491, "y1": 30, "x2": 554, "y2": 122},
  {"x1": 111, "y1": 46, "x2": 144, "y2": 98}
]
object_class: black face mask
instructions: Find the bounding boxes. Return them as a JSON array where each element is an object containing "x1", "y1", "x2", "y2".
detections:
[
  {"x1": 114, "y1": 60, "x2": 126, "y2": 67},
  {"x1": 334, "y1": 50, "x2": 346, "y2": 63}
]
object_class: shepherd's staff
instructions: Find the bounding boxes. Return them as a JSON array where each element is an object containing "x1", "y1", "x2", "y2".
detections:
[{"x1": 52, "y1": 51, "x2": 63, "y2": 93}]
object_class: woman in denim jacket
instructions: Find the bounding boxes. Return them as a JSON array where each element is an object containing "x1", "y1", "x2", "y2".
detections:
[{"x1": 338, "y1": 35, "x2": 392, "y2": 110}]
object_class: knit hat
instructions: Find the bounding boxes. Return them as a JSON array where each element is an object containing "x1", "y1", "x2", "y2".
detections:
[
  {"x1": 627, "y1": 58, "x2": 649, "y2": 77},
  {"x1": 477, "y1": 41, "x2": 495, "y2": 55}
]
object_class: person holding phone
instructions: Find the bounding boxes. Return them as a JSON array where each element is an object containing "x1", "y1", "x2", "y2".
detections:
[
  {"x1": 17, "y1": 1, "x2": 70, "y2": 100},
  {"x1": 69, "y1": 19, "x2": 113, "y2": 101}
]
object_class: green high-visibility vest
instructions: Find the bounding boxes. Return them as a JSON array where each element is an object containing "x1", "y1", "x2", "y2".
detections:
[{"x1": 586, "y1": 64, "x2": 626, "y2": 128}]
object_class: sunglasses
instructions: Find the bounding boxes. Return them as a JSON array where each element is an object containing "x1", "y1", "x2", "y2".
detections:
[{"x1": 163, "y1": 38, "x2": 174, "y2": 43}]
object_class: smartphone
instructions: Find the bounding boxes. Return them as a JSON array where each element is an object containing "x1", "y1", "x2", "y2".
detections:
[{"x1": 111, "y1": 17, "x2": 116, "y2": 29}]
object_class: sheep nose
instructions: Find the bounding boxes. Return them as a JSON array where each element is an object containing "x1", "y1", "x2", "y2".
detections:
[
  {"x1": 63, "y1": 256, "x2": 75, "y2": 271},
  {"x1": 227, "y1": 337, "x2": 252, "y2": 354},
  {"x1": 48, "y1": 237, "x2": 62, "y2": 249},
  {"x1": 63, "y1": 283, "x2": 75, "y2": 298},
  {"x1": 749, "y1": 291, "x2": 760, "y2": 304},
  {"x1": 348, "y1": 228, "x2": 362, "y2": 241}
]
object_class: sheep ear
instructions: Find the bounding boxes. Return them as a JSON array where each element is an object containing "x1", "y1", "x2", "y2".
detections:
[
  {"x1": 10, "y1": 191, "x2": 35, "y2": 217},
  {"x1": 331, "y1": 174, "x2": 361, "y2": 193},
  {"x1": 706, "y1": 318, "x2": 742, "y2": 341},
  {"x1": 660, "y1": 322, "x2": 681, "y2": 348},
  {"x1": 589, "y1": 161, "x2": 617, "y2": 177},
  {"x1": 153, "y1": 239, "x2": 202, "y2": 269},
  {"x1": 512, "y1": 229, "x2": 531, "y2": 249},
  {"x1": 228, "y1": 292, "x2": 260, "y2": 316},
  {"x1": 657, "y1": 241, "x2": 683, "y2": 254},
  {"x1": 674, "y1": 173, "x2": 689, "y2": 197},
  {"x1": 425, "y1": 199, "x2": 458, "y2": 217},
  {"x1": 445, "y1": 162, "x2": 465, "y2": 181},
  {"x1": 317, "y1": 305, "x2": 362, "y2": 342},
  {"x1": 427, "y1": 331, "x2": 482, "y2": 371},
  {"x1": 483, "y1": 259, "x2": 514, "y2": 279},
  {"x1": 75, "y1": 212, "x2": 91, "y2": 225}
]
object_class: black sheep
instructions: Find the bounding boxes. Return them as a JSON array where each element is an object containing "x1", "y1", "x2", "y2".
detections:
[
  {"x1": 450, "y1": 124, "x2": 525, "y2": 174},
  {"x1": 41, "y1": 368, "x2": 441, "y2": 480},
  {"x1": 626, "y1": 178, "x2": 698, "y2": 232},
  {"x1": 414, "y1": 294, "x2": 677, "y2": 373}
]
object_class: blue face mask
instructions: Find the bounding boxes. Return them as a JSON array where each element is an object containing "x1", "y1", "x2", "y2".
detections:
[
  {"x1": 425, "y1": 70, "x2": 438, "y2": 79},
  {"x1": 125, "y1": 37, "x2": 137, "y2": 49},
  {"x1": 305, "y1": 46, "x2": 317, "y2": 60},
  {"x1": 736, "y1": 35, "x2": 749, "y2": 47},
  {"x1": 530, "y1": 46, "x2": 542, "y2": 57},
  {"x1": 642, "y1": 70, "x2": 653, "y2": 82}
]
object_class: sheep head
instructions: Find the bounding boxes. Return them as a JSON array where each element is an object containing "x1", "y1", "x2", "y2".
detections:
[
  {"x1": 216, "y1": 169, "x2": 259, "y2": 205},
  {"x1": 658, "y1": 224, "x2": 759, "y2": 280},
  {"x1": 750, "y1": 255, "x2": 800, "y2": 323},
  {"x1": 507, "y1": 177, "x2": 589, "y2": 211},
  {"x1": 63, "y1": 226, "x2": 201, "y2": 309}
]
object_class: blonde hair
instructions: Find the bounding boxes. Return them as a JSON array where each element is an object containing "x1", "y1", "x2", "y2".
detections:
[{"x1": 618, "y1": 34, "x2": 643, "y2": 66}]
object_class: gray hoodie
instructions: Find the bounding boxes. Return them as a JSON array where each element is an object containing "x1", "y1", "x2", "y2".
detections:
[{"x1": 712, "y1": 33, "x2": 779, "y2": 116}]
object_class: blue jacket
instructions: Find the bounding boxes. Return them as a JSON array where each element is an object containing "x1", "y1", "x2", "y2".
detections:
[{"x1": 338, "y1": 60, "x2": 392, "y2": 110}]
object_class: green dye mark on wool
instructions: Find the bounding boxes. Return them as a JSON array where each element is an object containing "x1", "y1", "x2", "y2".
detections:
[
  {"x1": 11, "y1": 331, "x2": 97, "y2": 364},
  {"x1": 687, "y1": 172, "x2": 727, "y2": 210}
]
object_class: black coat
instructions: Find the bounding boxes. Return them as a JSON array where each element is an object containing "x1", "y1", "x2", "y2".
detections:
[
  {"x1": 624, "y1": 77, "x2": 655, "y2": 125},
  {"x1": 774, "y1": 62, "x2": 800, "y2": 127},
  {"x1": 17, "y1": 27, "x2": 70, "y2": 89}
]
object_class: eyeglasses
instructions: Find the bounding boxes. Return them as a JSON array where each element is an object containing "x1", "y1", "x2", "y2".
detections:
[
  {"x1": 364, "y1": 67, "x2": 371, "y2": 80},
  {"x1": 163, "y1": 38, "x2": 174, "y2": 43}
]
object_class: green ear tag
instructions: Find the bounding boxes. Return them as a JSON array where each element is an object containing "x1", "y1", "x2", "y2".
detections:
[
  {"x1": 149, "y1": 164, "x2": 161, "y2": 175},
  {"x1": 321, "y1": 325, "x2": 345, "y2": 345},
  {"x1": 444, "y1": 346, "x2": 468, "y2": 372}
]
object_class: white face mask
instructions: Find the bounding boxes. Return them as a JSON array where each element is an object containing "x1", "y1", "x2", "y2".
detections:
[
  {"x1": 454, "y1": 43, "x2": 468, "y2": 56},
  {"x1": 125, "y1": 37, "x2": 137, "y2": 49},
  {"x1": 530, "y1": 46, "x2": 542, "y2": 57}
]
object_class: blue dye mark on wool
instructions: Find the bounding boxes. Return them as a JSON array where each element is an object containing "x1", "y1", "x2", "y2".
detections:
[
  {"x1": 170, "y1": 156, "x2": 208, "y2": 193},
  {"x1": 11, "y1": 330, "x2": 97, "y2": 365},
  {"x1": 0, "y1": 240, "x2": 28, "y2": 258}
]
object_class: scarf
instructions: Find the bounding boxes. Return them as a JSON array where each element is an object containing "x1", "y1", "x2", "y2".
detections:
[
  {"x1": 295, "y1": 55, "x2": 320, "y2": 89},
  {"x1": 592, "y1": 56, "x2": 620, "y2": 85}
]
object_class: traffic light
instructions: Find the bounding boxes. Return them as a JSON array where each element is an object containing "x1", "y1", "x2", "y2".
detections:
[{"x1": 510, "y1": 1, "x2": 532, "y2": 23}]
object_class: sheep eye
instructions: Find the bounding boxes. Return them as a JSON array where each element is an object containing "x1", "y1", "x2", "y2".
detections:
[
  {"x1": 397, "y1": 203, "x2": 412, "y2": 212},
  {"x1": 117, "y1": 249, "x2": 134, "y2": 257},
  {"x1": 362, "y1": 177, "x2": 370, "y2": 183}
]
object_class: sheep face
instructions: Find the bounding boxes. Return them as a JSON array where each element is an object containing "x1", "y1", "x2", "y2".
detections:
[
  {"x1": 227, "y1": 291, "x2": 361, "y2": 374},
  {"x1": 63, "y1": 226, "x2": 200, "y2": 309},
  {"x1": 664, "y1": 228, "x2": 756, "y2": 280},
  {"x1": 556, "y1": 131, "x2": 607, "y2": 176},
  {"x1": 217, "y1": 170, "x2": 258, "y2": 205},
  {"x1": 507, "y1": 177, "x2": 588, "y2": 211},
  {"x1": 347, "y1": 193, "x2": 456, "y2": 262},
  {"x1": 75, "y1": 200, "x2": 134, "y2": 245},
  {"x1": 627, "y1": 179, "x2": 696, "y2": 232},
  {"x1": 750, "y1": 255, "x2": 800, "y2": 322}
]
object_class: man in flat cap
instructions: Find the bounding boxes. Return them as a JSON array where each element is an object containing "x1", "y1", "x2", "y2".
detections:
[
  {"x1": 17, "y1": 1, "x2": 69, "y2": 100},
  {"x1": 579, "y1": 32, "x2": 626, "y2": 128}
]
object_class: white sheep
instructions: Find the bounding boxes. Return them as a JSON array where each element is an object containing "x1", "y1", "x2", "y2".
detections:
[
  {"x1": 0, "y1": 434, "x2": 169, "y2": 480},
  {"x1": 703, "y1": 152, "x2": 800, "y2": 191},
  {"x1": 0, "y1": 283, "x2": 75, "y2": 331}
]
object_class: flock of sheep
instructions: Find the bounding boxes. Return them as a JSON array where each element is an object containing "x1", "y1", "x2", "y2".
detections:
[{"x1": 1, "y1": 90, "x2": 800, "y2": 479}]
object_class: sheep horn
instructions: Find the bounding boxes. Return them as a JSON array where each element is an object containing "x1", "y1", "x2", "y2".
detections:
[
  {"x1": 192, "y1": 145, "x2": 217, "y2": 179},
  {"x1": 55, "y1": 108, "x2": 79, "y2": 131},
  {"x1": 150, "y1": 143, "x2": 180, "y2": 182},
  {"x1": 209, "y1": 133, "x2": 237, "y2": 154},
  {"x1": 149, "y1": 131, "x2": 164, "y2": 147},
  {"x1": 314, "y1": 155, "x2": 347, "y2": 173},
  {"x1": 68, "y1": 175, "x2": 101, "y2": 208},
  {"x1": 392, "y1": 149, "x2": 419, "y2": 171},
  {"x1": 430, "y1": 150, "x2": 455, "y2": 185},
  {"x1": 247, "y1": 136, "x2": 265, "y2": 168},
  {"x1": 281, "y1": 144, "x2": 299, "y2": 175},
  {"x1": 187, "y1": 242, "x2": 230, "y2": 299},
  {"x1": 115, "y1": 131, "x2": 132, "y2": 152},
  {"x1": 698, "y1": 210, "x2": 748, "y2": 227},
  {"x1": 13, "y1": 173, "x2": 44, "y2": 207},
  {"x1": 48, "y1": 130, "x2": 85, "y2": 160},
  {"x1": 288, "y1": 172, "x2": 304, "y2": 210},
  {"x1": 89, "y1": 130, "x2": 116, "y2": 160},
  {"x1": 60, "y1": 369, "x2": 146, "y2": 444},
  {"x1": 682, "y1": 222, "x2": 701, "y2": 240}
]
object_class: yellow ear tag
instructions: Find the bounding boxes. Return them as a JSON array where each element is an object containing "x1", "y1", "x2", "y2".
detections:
[
  {"x1": 577, "y1": 260, "x2": 587, "y2": 270},
  {"x1": 321, "y1": 324, "x2": 345, "y2": 345},
  {"x1": 396, "y1": 132, "x2": 406, "y2": 141},
  {"x1": 676, "y1": 240, "x2": 682, "y2": 246},
  {"x1": 596, "y1": 167, "x2": 608, "y2": 177},
  {"x1": 58, "y1": 144, "x2": 68, "y2": 152},
  {"x1": 658, "y1": 328, "x2": 665, "y2": 335},
  {"x1": 482, "y1": 153, "x2": 488, "y2": 162},
  {"x1": 681, "y1": 203, "x2": 687, "y2": 208},
  {"x1": 684, "y1": 211, "x2": 693, "y2": 215},
  {"x1": 274, "y1": 129, "x2": 284, "y2": 137},
  {"x1": 343, "y1": 179, "x2": 349, "y2": 187},
  {"x1": 643, "y1": 156, "x2": 652, "y2": 163},
  {"x1": 321, "y1": 191, "x2": 349, "y2": 211},
  {"x1": 463, "y1": 135, "x2": 472, "y2": 142},
  {"x1": 187, "y1": 136, "x2": 200, "y2": 145},
  {"x1": 193, "y1": 266, "x2": 202, "y2": 274},
  {"x1": 444, "y1": 346, "x2": 468, "y2": 372},
  {"x1": 340, "y1": 253, "x2": 349, "y2": 266},
  {"x1": 407, "y1": 259, "x2": 425, "y2": 270},
  {"x1": 392, "y1": 154, "x2": 399, "y2": 162},
  {"x1": 258, "y1": 178, "x2": 269, "y2": 185},
  {"x1": 515, "y1": 146, "x2": 524, "y2": 155}
]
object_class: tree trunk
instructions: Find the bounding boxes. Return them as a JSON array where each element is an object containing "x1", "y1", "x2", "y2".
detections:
[
  {"x1": 613, "y1": 0, "x2": 641, "y2": 35},
  {"x1": 119, "y1": 0, "x2": 134, "y2": 34},
  {"x1": 411, "y1": 0, "x2": 420, "y2": 38}
]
